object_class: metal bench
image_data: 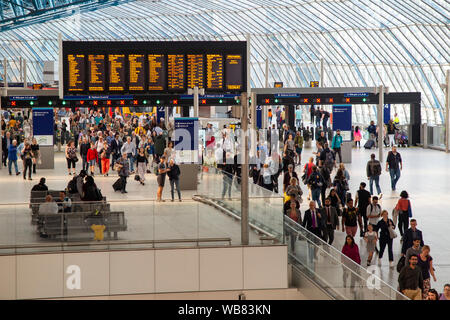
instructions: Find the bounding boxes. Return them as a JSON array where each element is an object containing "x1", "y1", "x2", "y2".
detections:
[{"x1": 38, "y1": 211, "x2": 127, "y2": 240}]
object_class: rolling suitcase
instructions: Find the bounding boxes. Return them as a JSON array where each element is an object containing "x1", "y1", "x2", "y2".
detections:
[
  {"x1": 113, "y1": 178, "x2": 123, "y2": 191},
  {"x1": 364, "y1": 139, "x2": 375, "y2": 149}
]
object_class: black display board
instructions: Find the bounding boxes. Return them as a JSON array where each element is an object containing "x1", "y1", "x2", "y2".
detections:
[{"x1": 62, "y1": 41, "x2": 247, "y2": 96}]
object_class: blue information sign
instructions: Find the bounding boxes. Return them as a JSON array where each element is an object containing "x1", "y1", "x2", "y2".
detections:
[
  {"x1": 332, "y1": 105, "x2": 352, "y2": 131},
  {"x1": 174, "y1": 117, "x2": 199, "y2": 163},
  {"x1": 383, "y1": 104, "x2": 391, "y2": 124},
  {"x1": 256, "y1": 105, "x2": 262, "y2": 129},
  {"x1": 156, "y1": 106, "x2": 165, "y2": 123},
  {"x1": 33, "y1": 108, "x2": 54, "y2": 136}
]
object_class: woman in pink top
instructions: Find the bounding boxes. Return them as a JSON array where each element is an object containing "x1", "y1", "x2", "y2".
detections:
[
  {"x1": 354, "y1": 126, "x2": 362, "y2": 148},
  {"x1": 341, "y1": 235, "x2": 361, "y2": 289},
  {"x1": 303, "y1": 157, "x2": 315, "y2": 201}
]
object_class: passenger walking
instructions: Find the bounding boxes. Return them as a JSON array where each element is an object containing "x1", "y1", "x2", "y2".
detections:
[
  {"x1": 156, "y1": 155, "x2": 168, "y2": 202},
  {"x1": 395, "y1": 190, "x2": 412, "y2": 237},
  {"x1": 294, "y1": 130, "x2": 303, "y2": 165},
  {"x1": 398, "y1": 255, "x2": 423, "y2": 300},
  {"x1": 31, "y1": 138, "x2": 40, "y2": 174},
  {"x1": 387, "y1": 119, "x2": 398, "y2": 147},
  {"x1": 306, "y1": 165, "x2": 324, "y2": 208},
  {"x1": 167, "y1": 159, "x2": 181, "y2": 202},
  {"x1": 386, "y1": 146, "x2": 402, "y2": 191},
  {"x1": 121, "y1": 136, "x2": 136, "y2": 174},
  {"x1": 86, "y1": 142, "x2": 98, "y2": 176},
  {"x1": 302, "y1": 201, "x2": 322, "y2": 239},
  {"x1": 7, "y1": 139, "x2": 20, "y2": 176},
  {"x1": 331, "y1": 129, "x2": 343, "y2": 163},
  {"x1": 285, "y1": 200, "x2": 302, "y2": 254},
  {"x1": 116, "y1": 153, "x2": 129, "y2": 194},
  {"x1": 341, "y1": 235, "x2": 361, "y2": 288},
  {"x1": 366, "y1": 153, "x2": 382, "y2": 196},
  {"x1": 354, "y1": 126, "x2": 362, "y2": 148},
  {"x1": 355, "y1": 182, "x2": 371, "y2": 235},
  {"x1": 333, "y1": 169, "x2": 349, "y2": 206},
  {"x1": 401, "y1": 219, "x2": 424, "y2": 257},
  {"x1": 341, "y1": 198, "x2": 362, "y2": 237},
  {"x1": 364, "y1": 224, "x2": 378, "y2": 266},
  {"x1": 21, "y1": 142, "x2": 34, "y2": 180},
  {"x1": 65, "y1": 140, "x2": 78, "y2": 176},
  {"x1": 375, "y1": 210, "x2": 395, "y2": 267},
  {"x1": 136, "y1": 147, "x2": 148, "y2": 185},
  {"x1": 101, "y1": 144, "x2": 111, "y2": 176},
  {"x1": 320, "y1": 197, "x2": 339, "y2": 245},
  {"x1": 80, "y1": 137, "x2": 90, "y2": 172}
]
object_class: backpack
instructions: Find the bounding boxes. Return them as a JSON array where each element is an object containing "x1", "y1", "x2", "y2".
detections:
[
  {"x1": 95, "y1": 188, "x2": 103, "y2": 201},
  {"x1": 67, "y1": 176, "x2": 78, "y2": 194},
  {"x1": 370, "y1": 160, "x2": 382, "y2": 176},
  {"x1": 324, "y1": 150, "x2": 335, "y2": 168}
]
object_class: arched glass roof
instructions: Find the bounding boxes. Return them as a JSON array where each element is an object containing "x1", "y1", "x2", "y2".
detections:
[{"x1": 0, "y1": 0, "x2": 449, "y2": 124}]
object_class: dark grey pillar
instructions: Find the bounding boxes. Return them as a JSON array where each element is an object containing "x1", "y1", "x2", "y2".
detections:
[{"x1": 410, "y1": 103, "x2": 421, "y2": 146}]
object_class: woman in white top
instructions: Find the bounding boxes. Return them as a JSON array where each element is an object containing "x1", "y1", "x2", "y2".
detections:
[{"x1": 164, "y1": 141, "x2": 174, "y2": 161}]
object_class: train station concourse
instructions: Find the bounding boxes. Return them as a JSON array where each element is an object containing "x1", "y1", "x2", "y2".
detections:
[{"x1": 0, "y1": 0, "x2": 449, "y2": 307}]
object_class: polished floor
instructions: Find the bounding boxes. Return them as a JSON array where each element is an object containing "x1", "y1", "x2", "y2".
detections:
[
  {"x1": 291, "y1": 143, "x2": 450, "y2": 294},
  {"x1": 0, "y1": 145, "x2": 449, "y2": 295}
]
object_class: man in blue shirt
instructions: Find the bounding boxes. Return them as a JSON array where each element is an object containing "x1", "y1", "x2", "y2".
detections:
[
  {"x1": 331, "y1": 130, "x2": 343, "y2": 163},
  {"x1": 367, "y1": 121, "x2": 377, "y2": 145},
  {"x1": 295, "y1": 107, "x2": 302, "y2": 130}
]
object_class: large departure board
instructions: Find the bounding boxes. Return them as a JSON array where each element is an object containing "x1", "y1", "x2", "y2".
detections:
[
  {"x1": 148, "y1": 54, "x2": 166, "y2": 91},
  {"x1": 108, "y1": 54, "x2": 125, "y2": 91},
  {"x1": 128, "y1": 54, "x2": 145, "y2": 91},
  {"x1": 168, "y1": 54, "x2": 185, "y2": 91},
  {"x1": 63, "y1": 41, "x2": 247, "y2": 95},
  {"x1": 187, "y1": 54, "x2": 204, "y2": 88},
  {"x1": 67, "y1": 54, "x2": 85, "y2": 92},
  {"x1": 88, "y1": 55, "x2": 105, "y2": 91},
  {"x1": 225, "y1": 55, "x2": 243, "y2": 91},
  {"x1": 206, "y1": 54, "x2": 223, "y2": 90}
]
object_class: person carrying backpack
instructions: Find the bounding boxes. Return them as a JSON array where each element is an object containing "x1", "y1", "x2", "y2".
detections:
[
  {"x1": 306, "y1": 165, "x2": 325, "y2": 208},
  {"x1": 320, "y1": 143, "x2": 335, "y2": 172},
  {"x1": 366, "y1": 153, "x2": 382, "y2": 196}
]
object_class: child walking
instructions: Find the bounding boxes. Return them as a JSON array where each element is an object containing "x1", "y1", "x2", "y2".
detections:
[{"x1": 364, "y1": 224, "x2": 378, "y2": 266}]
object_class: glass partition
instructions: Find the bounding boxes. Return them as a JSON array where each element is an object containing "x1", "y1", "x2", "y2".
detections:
[{"x1": 284, "y1": 217, "x2": 409, "y2": 300}]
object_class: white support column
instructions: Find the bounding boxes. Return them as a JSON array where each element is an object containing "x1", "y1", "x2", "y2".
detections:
[
  {"x1": 58, "y1": 33, "x2": 63, "y2": 99},
  {"x1": 193, "y1": 86, "x2": 199, "y2": 118},
  {"x1": 320, "y1": 58, "x2": 324, "y2": 87},
  {"x1": 3, "y1": 58, "x2": 8, "y2": 89},
  {"x1": 377, "y1": 85, "x2": 384, "y2": 162},
  {"x1": 264, "y1": 57, "x2": 269, "y2": 129},
  {"x1": 23, "y1": 59, "x2": 27, "y2": 88},
  {"x1": 444, "y1": 70, "x2": 450, "y2": 153}
]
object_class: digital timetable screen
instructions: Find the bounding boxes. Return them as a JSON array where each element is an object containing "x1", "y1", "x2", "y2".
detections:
[
  {"x1": 108, "y1": 54, "x2": 125, "y2": 91},
  {"x1": 88, "y1": 55, "x2": 105, "y2": 91},
  {"x1": 225, "y1": 55, "x2": 243, "y2": 91},
  {"x1": 148, "y1": 54, "x2": 166, "y2": 91},
  {"x1": 128, "y1": 54, "x2": 145, "y2": 91},
  {"x1": 62, "y1": 41, "x2": 247, "y2": 95},
  {"x1": 187, "y1": 54, "x2": 204, "y2": 89},
  {"x1": 168, "y1": 54, "x2": 185, "y2": 91},
  {"x1": 206, "y1": 54, "x2": 224, "y2": 90},
  {"x1": 67, "y1": 54, "x2": 85, "y2": 92}
]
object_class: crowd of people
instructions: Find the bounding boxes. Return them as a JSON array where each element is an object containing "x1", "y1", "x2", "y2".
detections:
[{"x1": 2, "y1": 108, "x2": 183, "y2": 202}]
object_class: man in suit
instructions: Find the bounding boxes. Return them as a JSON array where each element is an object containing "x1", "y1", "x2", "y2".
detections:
[
  {"x1": 302, "y1": 200, "x2": 323, "y2": 239},
  {"x1": 320, "y1": 197, "x2": 340, "y2": 245},
  {"x1": 283, "y1": 164, "x2": 298, "y2": 192},
  {"x1": 2, "y1": 131, "x2": 13, "y2": 166},
  {"x1": 110, "y1": 133, "x2": 122, "y2": 170},
  {"x1": 401, "y1": 219, "x2": 424, "y2": 256}
]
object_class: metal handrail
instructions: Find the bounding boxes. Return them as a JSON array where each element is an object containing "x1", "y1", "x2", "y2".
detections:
[
  {"x1": 0, "y1": 237, "x2": 232, "y2": 251},
  {"x1": 284, "y1": 217, "x2": 409, "y2": 300}
]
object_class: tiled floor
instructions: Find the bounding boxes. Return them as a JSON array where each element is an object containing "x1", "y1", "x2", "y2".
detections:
[{"x1": 290, "y1": 144, "x2": 450, "y2": 294}]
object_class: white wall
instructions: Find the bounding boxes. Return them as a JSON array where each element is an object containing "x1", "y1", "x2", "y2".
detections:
[{"x1": 0, "y1": 245, "x2": 287, "y2": 299}]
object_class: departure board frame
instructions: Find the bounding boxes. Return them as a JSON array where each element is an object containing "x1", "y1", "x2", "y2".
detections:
[{"x1": 62, "y1": 41, "x2": 247, "y2": 96}]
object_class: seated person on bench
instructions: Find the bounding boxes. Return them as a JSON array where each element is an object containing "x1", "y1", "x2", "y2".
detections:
[
  {"x1": 31, "y1": 177, "x2": 48, "y2": 191},
  {"x1": 56, "y1": 191, "x2": 72, "y2": 213},
  {"x1": 39, "y1": 195, "x2": 59, "y2": 214}
]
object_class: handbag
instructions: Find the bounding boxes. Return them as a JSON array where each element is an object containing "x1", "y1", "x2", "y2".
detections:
[
  {"x1": 388, "y1": 225, "x2": 397, "y2": 239},
  {"x1": 74, "y1": 156, "x2": 79, "y2": 162},
  {"x1": 407, "y1": 200, "x2": 412, "y2": 218}
]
